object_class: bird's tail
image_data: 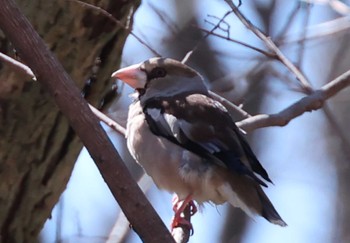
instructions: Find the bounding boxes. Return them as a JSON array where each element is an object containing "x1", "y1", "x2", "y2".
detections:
[
  {"x1": 255, "y1": 185, "x2": 287, "y2": 226},
  {"x1": 219, "y1": 174, "x2": 287, "y2": 227}
]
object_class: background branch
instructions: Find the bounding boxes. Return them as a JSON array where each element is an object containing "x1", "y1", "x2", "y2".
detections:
[
  {"x1": 237, "y1": 69, "x2": 350, "y2": 132},
  {"x1": 225, "y1": 0, "x2": 313, "y2": 93}
]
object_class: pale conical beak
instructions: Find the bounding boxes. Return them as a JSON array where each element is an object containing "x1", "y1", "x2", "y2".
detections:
[{"x1": 111, "y1": 63, "x2": 147, "y2": 89}]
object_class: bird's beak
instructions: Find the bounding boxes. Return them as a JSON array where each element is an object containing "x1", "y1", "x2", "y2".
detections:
[{"x1": 111, "y1": 63, "x2": 147, "y2": 89}]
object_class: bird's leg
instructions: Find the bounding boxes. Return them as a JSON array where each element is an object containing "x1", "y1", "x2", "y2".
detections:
[
  {"x1": 172, "y1": 194, "x2": 197, "y2": 216},
  {"x1": 171, "y1": 194, "x2": 197, "y2": 233}
]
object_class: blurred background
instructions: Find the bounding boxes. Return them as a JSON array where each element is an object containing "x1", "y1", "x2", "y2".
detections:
[{"x1": 39, "y1": 0, "x2": 350, "y2": 242}]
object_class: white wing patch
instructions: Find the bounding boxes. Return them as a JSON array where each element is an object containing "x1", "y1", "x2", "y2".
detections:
[
  {"x1": 146, "y1": 108, "x2": 182, "y2": 140},
  {"x1": 163, "y1": 113, "x2": 181, "y2": 139}
]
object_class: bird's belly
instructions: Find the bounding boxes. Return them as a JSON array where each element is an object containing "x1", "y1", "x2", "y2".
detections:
[{"x1": 126, "y1": 115, "x2": 226, "y2": 204}]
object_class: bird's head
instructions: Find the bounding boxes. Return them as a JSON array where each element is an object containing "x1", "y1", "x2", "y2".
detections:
[{"x1": 111, "y1": 58, "x2": 208, "y2": 101}]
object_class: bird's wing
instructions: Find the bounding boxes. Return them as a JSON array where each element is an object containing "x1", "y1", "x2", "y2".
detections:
[{"x1": 143, "y1": 93, "x2": 272, "y2": 186}]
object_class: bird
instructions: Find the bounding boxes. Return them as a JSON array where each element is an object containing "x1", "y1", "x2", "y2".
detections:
[{"x1": 111, "y1": 57, "x2": 287, "y2": 230}]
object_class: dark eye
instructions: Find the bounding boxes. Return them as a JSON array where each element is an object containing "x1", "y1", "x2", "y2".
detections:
[{"x1": 149, "y1": 67, "x2": 167, "y2": 80}]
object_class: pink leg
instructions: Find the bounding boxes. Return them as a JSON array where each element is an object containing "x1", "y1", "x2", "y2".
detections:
[{"x1": 171, "y1": 194, "x2": 197, "y2": 233}]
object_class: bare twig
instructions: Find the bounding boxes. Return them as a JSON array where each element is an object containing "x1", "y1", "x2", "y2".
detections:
[
  {"x1": 205, "y1": 14, "x2": 231, "y2": 36},
  {"x1": 89, "y1": 104, "x2": 126, "y2": 136},
  {"x1": 182, "y1": 11, "x2": 233, "y2": 64},
  {"x1": 237, "y1": 69, "x2": 350, "y2": 132},
  {"x1": 195, "y1": 26, "x2": 277, "y2": 58},
  {"x1": 68, "y1": 0, "x2": 162, "y2": 57},
  {"x1": 224, "y1": 0, "x2": 313, "y2": 93},
  {"x1": 0, "y1": 51, "x2": 36, "y2": 80}
]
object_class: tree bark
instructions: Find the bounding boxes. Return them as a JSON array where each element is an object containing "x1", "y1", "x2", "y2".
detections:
[{"x1": 0, "y1": 0, "x2": 139, "y2": 242}]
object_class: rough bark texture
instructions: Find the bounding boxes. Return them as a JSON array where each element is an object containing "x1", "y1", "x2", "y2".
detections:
[{"x1": 0, "y1": 0, "x2": 139, "y2": 242}]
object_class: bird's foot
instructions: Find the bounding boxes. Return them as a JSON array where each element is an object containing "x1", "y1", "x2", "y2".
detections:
[
  {"x1": 171, "y1": 194, "x2": 197, "y2": 235},
  {"x1": 172, "y1": 194, "x2": 197, "y2": 216}
]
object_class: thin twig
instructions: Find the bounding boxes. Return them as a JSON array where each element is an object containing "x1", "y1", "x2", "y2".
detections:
[
  {"x1": 89, "y1": 104, "x2": 126, "y2": 136},
  {"x1": 182, "y1": 11, "x2": 233, "y2": 64},
  {"x1": 195, "y1": 26, "x2": 277, "y2": 58},
  {"x1": 224, "y1": 0, "x2": 313, "y2": 93},
  {"x1": 68, "y1": 0, "x2": 162, "y2": 57},
  {"x1": 0, "y1": 51, "x2": 36, "y2": 80}
]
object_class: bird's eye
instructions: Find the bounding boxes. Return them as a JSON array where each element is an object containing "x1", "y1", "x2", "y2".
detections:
[{"x1": 149, "y1": 67, "x2": 167, "y2": 80}]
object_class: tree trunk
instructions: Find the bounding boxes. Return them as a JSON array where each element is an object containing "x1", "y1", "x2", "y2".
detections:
[{"x1": 0, "y1": 1, "x2": 139, "y2": 242}]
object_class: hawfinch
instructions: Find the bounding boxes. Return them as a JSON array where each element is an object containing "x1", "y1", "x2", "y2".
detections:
[{"x1": 111, "y1": 57, "x2": 286, "y2": 229}]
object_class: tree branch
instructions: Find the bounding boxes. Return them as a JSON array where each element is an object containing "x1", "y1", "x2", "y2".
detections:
[
  {"x1": 0, "y1": 1, "x2": 174, "y2": 242},
  {"x1": 237, "y1": 69, "x2": 350, "y2": 132}
]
